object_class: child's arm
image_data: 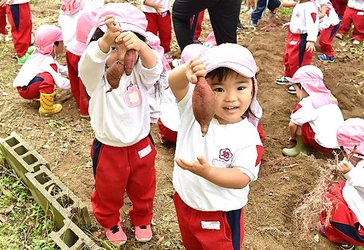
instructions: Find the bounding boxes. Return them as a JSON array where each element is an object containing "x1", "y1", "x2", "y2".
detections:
[
  {"x1": 281, "y1": 0, "x2": 298, "y2": 8},
  {"x1": 142, "y1": 0, "x2": 163, "y2": 14},
  {"x1": 175, "y1": 156, "x2": 252, "y2": 189},
  {"x1": 305, "y1": 5, "x2": 319, "y2": 52},
  {"x1": 319, "y1": 4, "x2": 327, "y2": 19},
  {"x1": 168, "y1": 57, "x2": 206, "y2": 102}
]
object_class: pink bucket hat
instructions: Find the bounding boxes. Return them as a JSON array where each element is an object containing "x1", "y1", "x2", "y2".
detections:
[
  {"x1": 34, "y1": 25, "x2": 63, "y2": 55},
  {"x1": 181, "y1": 44, "x2": 208, "y2": 64},
  {"x1": 336, "y1": 118, "x2": 364, "y2": 158},
  {"x1": 67, "y1": 6, "x2": 101, "y2": 56},
  {"x1": 285, "y1": 65, "x2": 338, "y2": 108},
  {"x1": 145, "y1": 31, "x2": 171, "y2": 71},
  {"x1": 202, "y1": 43, "x2": 262, "y2": 126},
  {"x1": 93, "y1": 3, "x2": 147, "y2": 38}
]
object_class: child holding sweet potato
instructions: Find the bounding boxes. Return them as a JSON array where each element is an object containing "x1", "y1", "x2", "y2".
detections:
[
  {"x1": 168, "y1": 43, "x2": 264, "y2": 250},
  {"x1": 78, "y1": 3, "x2": 163, "y2": 246}
]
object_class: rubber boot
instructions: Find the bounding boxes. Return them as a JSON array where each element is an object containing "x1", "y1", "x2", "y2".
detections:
[
  {"x1": 39, "y1": 91, "x2": 62, "y2": 116},
  {"x1": 282, "y1": 135, "x2": 309, "y2": 157}
]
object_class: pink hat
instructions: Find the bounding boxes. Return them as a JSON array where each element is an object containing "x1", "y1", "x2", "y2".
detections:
[
  {"x1": 203, "y1": 31, "x2": 217, "y2": 48},
  {"x1": 145, "y1": 31, "x2": 170, "y2": 71},
  {"x1": 286, "y1": 65, "x2": 338, "y2": 108},
  {"x1": 202, "y1": 43, "x2": 262, "y2": 126},
  {"x1": 336, "y1": 118, "x2": 364, "y2": 158},
  {"x1": 67, "y1": 6, "x2": 100, "y2": 56},
  {"x1": 34, "y1": 25, "x2": 63, "y2": 55},
  {"x1": 94, "y1": 3, "x2": 147, "y2": 37},
  {"x1": 181, "y1": 44, "x2": 208, "y2": 64},
  {"x1": 61, "y1": 0, "x2": 85, "y2": 15}
]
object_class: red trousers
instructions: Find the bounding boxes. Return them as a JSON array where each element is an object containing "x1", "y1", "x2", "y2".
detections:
[
  {"x1": 0, "y1": 6, "x2": 7, "y2": 34},
  {"x1": 339, "y1": 7, "x2": 364, "y2": 42},
  {"x1": 90, "y1": 137, "x2": 157, "y2": 229},
  {"x1": 173, "y1": 192, "x2": 245, "y2": 250},
  {"x1": 6, "y1": 3, "x2": 32, "y2": 58},
  {"x1": 319, "y1": 24, "x2": 340, "y2": 57},
  {"x1": 301, "y1": 123, "x2": 333, "y2": 153},
  {"x1": 330, "y1": 0, "x2": 348, "y2": 17},
  {"x1": 283, "y1": 31, "x2": 313, "y2": 78},
  {"x1": 190, "y1": 11, "x2": 204, "y2": 39},
  {"x1": 66, "y1": 50, "x2": 89, "y2": 116},
  {"x1": 320, "y1": 181, "x2": 364, "y2": 246},
  {"x1": 17, "y1": 70, "x2": 56, "y2": 99},
  {"x1": 145, "y1": 12, "x2": 172, "y2": 53}
]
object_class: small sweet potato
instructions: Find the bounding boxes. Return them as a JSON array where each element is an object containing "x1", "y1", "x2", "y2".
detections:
[
  {"x1": 192, "y1": 77, "x2": 215, "y2": 136},
  {"x1": 124, "y1": 49, "x2": 136, "y2": 76},
  {"x1": 106, "y1": 44, "x2": 124, "y2": 92}
]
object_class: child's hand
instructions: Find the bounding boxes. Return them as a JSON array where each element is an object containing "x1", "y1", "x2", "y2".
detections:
[
  {"x1": 115, "y1": 31, "x2": 142, "y2": 52},
  {"x1": 337, "y1": 158, "x2": 354, "y2": 174},
  {"x1": 153, "y1": 3, "x2": 163, "y2": 14},
  {"x1": 175, "y1": 156, "x2": 211, "y2": 177},
  {"x1": 282, "y1": 22, "x2": 290, "y2": 29},
  {"x1": 306, "y1": 41, "x2": 316, "y2": 52},
  {"x1": 185, "y1": 57, "x2": 206, "y2": 84},
  {"x1": 98, "y1": 15, "x2": 122, "y2": 52}
]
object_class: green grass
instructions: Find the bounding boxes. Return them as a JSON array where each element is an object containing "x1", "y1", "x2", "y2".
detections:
[{"x1": 0, "y1": 160, "x2": 56, "y2": 250}]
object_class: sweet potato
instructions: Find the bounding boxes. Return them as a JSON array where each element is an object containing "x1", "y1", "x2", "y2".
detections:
[
  {"x1": 124, "y1": 49, "x2": 136, "y2": 76},
  {"x1": 192, "y1": 77, "x2": 215, "y2": 136},
  {"x1": 106, "y1": 44, "x2": 124, "y2": 92}
]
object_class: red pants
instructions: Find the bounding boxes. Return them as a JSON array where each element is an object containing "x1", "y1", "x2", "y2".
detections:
[
  {"x1": 90, "y1": 137, "x2": 157, "y2": 229},
  {"x1": 320, "y1": 181, "x2": 364, "y2": 246},
  {"x1": 283, "y1": 31, "x2": 313, "y2": 77},
  {"x1": 145, "y1": 12, "x2": 172, "y2": 53},
  {"x1": 190, "y1": 11, "x2": 204, "y2": 39},
  {"x1": 66, "y1": 50, "x2": 89, "y2": 116},
  {"x1": 0, "y1": 6, "x2": 7, "y2": 34},
  {"x1": 301, "y1": 123, "x2": 333, "y2": 153},
  {"x1": 339, "y1": 7, "x2": 364, "y2": 42},
  {"x1": 330, "y1": 0, "x2": 348, "y2": 17},
  {"x1": 319, "y1": 24, "x2": 340, "y2": 57},
  {"x1": 17, "y1": 71, "x2": 55, "y2": 99},
  {"x1": 6, "y1": 3, "x2": 32, "y2": 58},
  {"x1": 173, "y1": 192, "x2": 245, "y2": 250}
]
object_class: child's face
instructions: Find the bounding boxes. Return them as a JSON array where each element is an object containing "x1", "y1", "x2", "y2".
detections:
[
  {"x1": 207, "y1": 72, "x2": 253, "y2": 125},
  {"x1": 293, "y1": 83, "x2": 309, "y2": 99},
  {"x1": 106, "y1": 43, "x2": 138, "y2": 68},
  {"x1": 54, "y1": 41, "x2": 65, "y2": 55}
]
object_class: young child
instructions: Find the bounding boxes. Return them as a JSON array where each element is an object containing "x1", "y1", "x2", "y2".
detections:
[
  {"x1": 78, "y1": 3, "x2": 163, "y2": 245},
  {"x1": 140, "y1": 0, "x2": 172, "y2": 62},
  {"x1": 168, "y1": 43, "x2": 264, "y2": 250},
  {"x1": 66, "y1": 5, "x2": 102, "y2": 118},
  {"x1": 0, "y1": 5, "x2": 11, "y2": 42},
  {"x1": 317, "y1": 0, "x2": 341, "y2": 62},
  {"x1": 335, "y1": 0, "x2": 364, "y2": 45},
  {"x1": 0, "y1": 0, "x2": 33, "y2": 64},
  {"x1": 282, "y1": 65, "x2": 344, "y2": 157},
  {"x1": 250, "y1": 0, "x2": 281, "y2": 29},
  {"x1": 275, "y1": 0, "x2": 319, "y2": 85},
  {"x1": 12, "y1": 24, "x2": 69, "y2": 115},
  {"x1": 330, "y1": 0, "x2": 348, "y2": 20},
  {"x1": 318, "y1": 118, "x2": 364, "y2": 250}
]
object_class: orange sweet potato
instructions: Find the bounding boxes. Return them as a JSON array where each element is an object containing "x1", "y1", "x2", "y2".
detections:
[
  {"x1": 106, "y1": 44, "x2": 124, "y2": 92},
  {"x1": 192, "y1": 77, "x2": 215, "y2": 136},
  {"x1": 124, "y1": 49, "x2": 136, "y2": 76}
]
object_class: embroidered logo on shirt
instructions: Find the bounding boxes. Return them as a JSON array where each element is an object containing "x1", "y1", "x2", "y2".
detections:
[{"x1": 219, "y1": 148, "x2": 233, "y2": 161}]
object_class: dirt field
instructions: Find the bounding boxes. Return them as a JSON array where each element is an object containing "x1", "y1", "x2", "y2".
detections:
[{"x1": 0, "y1": 1, "x2": 363, "y2": 249}]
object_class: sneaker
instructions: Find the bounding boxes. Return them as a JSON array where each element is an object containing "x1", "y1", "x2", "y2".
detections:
[
  {"x1": 317, "y1": 54, "x2": 335, "y2": 63},
  {"x1": 135, "y1": 225, "x2": 152, "y2": 242},
  {"x1": 250, "y1": 22, "x2": 258, "y2": 29},
  {"x1": 172, "y1": 59, "x2": 182, "y2": 68},
  {"x1": 237, "y1": 21, "x2": 245, "y2": 30},
  {"x1": 339, "y1": 244, "x2": 355, "y2": 250},
  {"x1": 352, "y1": 39, "x2": 360, "y2": 45},
  {"x1": 105, "y1": 223, "x2": 127, "y2": 245},
  {"x1": 336, "y1": 33, "x2": 343, "y2": 40},
  {"x1": 27, "y1": 46, "x2": 35, "y2": 55},
  {"x1": 164, "y1": 52, "x2": 173, "y2": 63},
  {"x1": 17, "y1": 53, "x2": 30, "y2": 65},
  {"x1": 241, "y1": 6, "x2": 250, "y2": 12},
  {"x1": 287, "y1": 85, "x2": 296, "y2": 95},
  {"x1": 275, "y1": 76, "x2": 290, "y2": 85}
]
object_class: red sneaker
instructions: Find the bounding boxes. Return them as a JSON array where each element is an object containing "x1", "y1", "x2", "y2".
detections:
[
  {"x1": 135, "y1": 225, "x2": 152, "y2": 242},
  {"x1": 105, "y1": 222, "x2": 127, "y2": 245}
]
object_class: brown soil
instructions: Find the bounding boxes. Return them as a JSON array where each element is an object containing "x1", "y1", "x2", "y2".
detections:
[{"x1": 0, "y1": 2, "x2": 363, "y2": 250}]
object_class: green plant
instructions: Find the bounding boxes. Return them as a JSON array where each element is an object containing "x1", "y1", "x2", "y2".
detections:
[{"x1": 0, "y1": 162, "x2": 56, "y2": 249}]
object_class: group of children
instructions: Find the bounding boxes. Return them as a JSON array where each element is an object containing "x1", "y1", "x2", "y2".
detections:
[{"x1": 2, "y1": 0, "x2": 363, "y2": 249}]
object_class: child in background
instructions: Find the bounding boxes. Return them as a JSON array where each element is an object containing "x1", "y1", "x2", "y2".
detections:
[
  {"x1": 317, "y1": 0, "x2": 341, "y2": 62},
  {"x1": 190, "y1": 10, "x2": 205, "y2": 43},
  {"x1": 250, "y1": 0, "x2": 281, "y2": 29},
  {"x1": 242, "y1": 0, "x2": 255, "y2": 13},
  {"x1": 66, "y1": 5, "x2": 102, "y2": 118},
  {"x1": 282, "y1": 65, "x2": 343, "y2": 157},
  {"x1": 0, "y1": 5, "x2": 11, "y2": 42},
  {"x1": 318, "y1": 118, "x2": 364, "y2": 250},
  {"x1": 0, "y1": 0, "x2": 33, "y2": 64},
  {"x1": 335, "y1": 0, "x2": 364, "y2": 45},
  {"x1": 275, "y1": 0, "x2": 319, "y2": 86},
  {"x1": 330, "y1": 0, "x2": 348, "y2": 20},
  {"x1": 78, "y1": 3, "x2": 163, "y2": 246},
  {"x1": 12, "y1": 25, "x2": 69, "y2": 115},
  {"x1": 168, "y1": 43, "x2": 264, "y2": 250},
  {"x1": 140, "y1": 0, "x2": 173, "y2": 63}
]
